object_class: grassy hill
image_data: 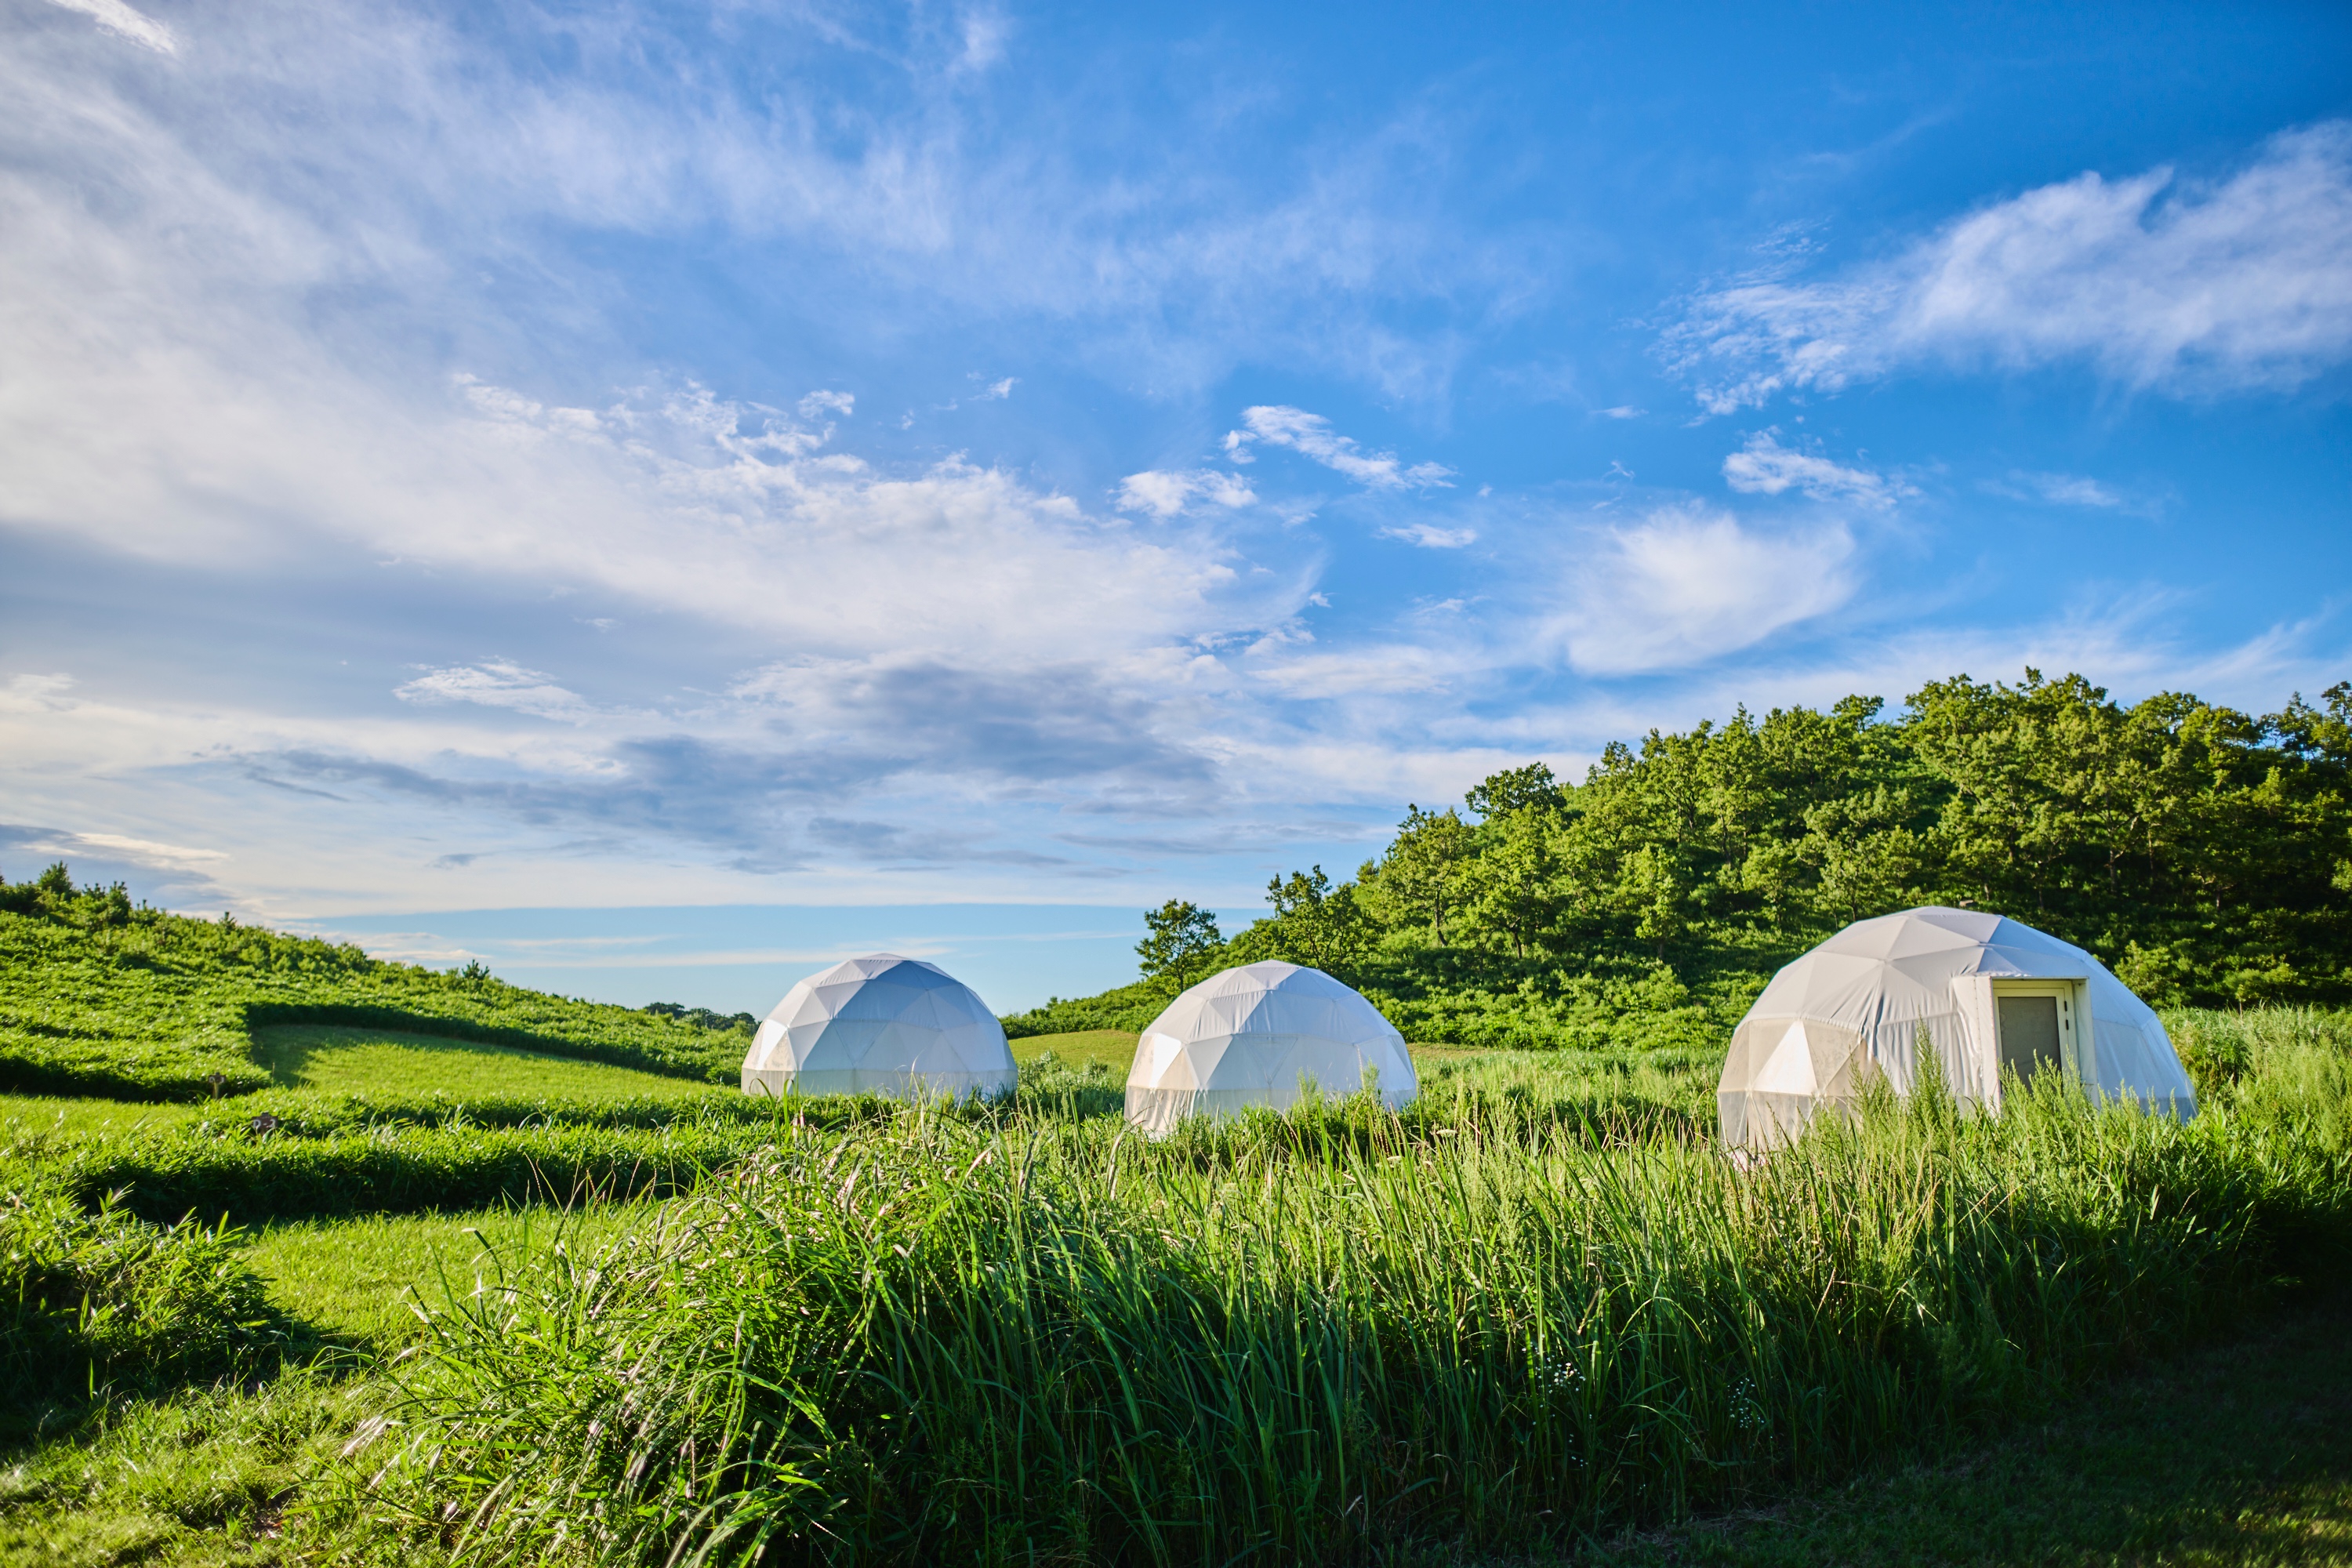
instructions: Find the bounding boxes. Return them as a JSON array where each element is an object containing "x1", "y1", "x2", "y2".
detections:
[{"x1": 0, "y1": 869, "x2": 754, "y2": 1100}]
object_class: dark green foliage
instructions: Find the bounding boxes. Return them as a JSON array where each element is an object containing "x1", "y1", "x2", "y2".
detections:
[
  {"x1": 1057, "y1": 669, "x2": 2351, "y2": 1047},
  {"x1": 53, "y1": 1120, "x2": 765, "y2": 1226},
  {"x1": 0, "y1": 875, "x2": 751, "y2": 1102},
  {"x1": 1000, "y1": 976, "x2": 1169, "y2": 1037},
  {"x1": 643, "y1": 1000, "x2": 757, "y2": 1032}
]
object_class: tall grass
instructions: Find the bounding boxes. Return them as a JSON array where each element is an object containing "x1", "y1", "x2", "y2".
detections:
[
  {"x1": 351, "y1": 1064, "x2": 2352, "y2": 1566},
  {"x1": 0, "y1": 1181, "x2": 291, "y2": 1420}
]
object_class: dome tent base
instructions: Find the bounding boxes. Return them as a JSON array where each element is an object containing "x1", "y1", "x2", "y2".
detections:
[{"x1": 745, "y1": 1068, "x2": 1016, "y2": 1102}]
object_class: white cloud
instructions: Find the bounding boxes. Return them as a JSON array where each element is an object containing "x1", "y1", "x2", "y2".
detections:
[
  {"x1": 1116, "y1": 468, "x2": 1258, "y2": 519},
  {"x1": 67, "y1": 831, "x2": 229, "y2": 865},
  {"x1": 1721, "y1": 431, "x2": 1910, "y2": 508},
  {"x1": 1592, "y1": 405, "x2": 1645, "y2": 419},
  {"x1": 1377, "y1": 522, "x2": 1476, "y2": 548},
  {"x1": 1999, "y1": 470, "x2": 2125, "y2": 509},
  {"x1": 1666, "y1": 122, "x2": 2352, "y2": 410},
  {"x1": 395, "y1": 662, "x2": 600, "y2": 724},
  {"x1": 45, "y1": 0, "x2": 176, "y2": 55},
  {"x1": 1226, "y1": 406, "x2": 1455, "y2": 491},
  {"x1": 1250, "y1": 645, "x2": 1461, "y2": 699},
  {"x1": 2, "y1": 673, "x2": 78, "y2": 710},
  {"x1": 1553, "y1": 505, "x2": 1857, "y2": 675}
]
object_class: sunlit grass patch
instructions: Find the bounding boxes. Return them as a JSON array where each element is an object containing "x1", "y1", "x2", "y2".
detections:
[
  {"x1": 0, "y1": 1369, "x2": 399, "y2": 1568},
  {"x1": 252, "y1": 1023, "x2": 731, "y2": 1105},
  {"x1": 1008, "y1": 1027, "x2": 1138, "y2": 1073},
  {"x1": 240, "y1": 1203, "x2": 661, "y2": 1350},
  {"x1": 0, "y1": 1092, "x2": 214, "y2": 1142}
]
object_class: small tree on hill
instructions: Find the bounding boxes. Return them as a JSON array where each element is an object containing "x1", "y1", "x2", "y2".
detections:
[
  {"x1": 1246, "y1": 866, "x2": 1373, "y2": 976},
  {"x1": 1376, "y1": 804, "x2": 1474, "y2": 946},
  {"x1": 1465, "y1": 761, "x2": 1564, "y2": 820},
  {"x1": 1137, "y1": 899, "x2": 1223, "y2": 993}
]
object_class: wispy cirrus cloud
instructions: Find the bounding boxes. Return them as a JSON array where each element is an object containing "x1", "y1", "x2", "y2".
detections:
[
  {"x1": 1721, "y1": 431, "x2": 1911, "y2": 508},
  {"x1": 1377, "y1": 521, "x2": 1477, "y2": 549},
  {"x1": 1986, "y1": 470, "x2": 2129, "y2": 509},
  {"x1": 396, "y1": 662, "x2": 601, "y2": 724},
  {"x1": 1664, "y1": 122, "x2": 2352, "y2": 412},
  {"x1": 45, "y1": 0, "x2": 176, "y2": 55},
  {"x1": 1225, "y1": 406, "x2": 1455, "y2": 490},
  {"x1": 1116, "y1": 468, "x2": 1258, "y2": 518}
]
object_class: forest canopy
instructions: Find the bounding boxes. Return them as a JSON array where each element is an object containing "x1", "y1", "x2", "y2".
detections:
[{"x1": 1010, "y1": 670, "x2": 2351, "y2": 1047}]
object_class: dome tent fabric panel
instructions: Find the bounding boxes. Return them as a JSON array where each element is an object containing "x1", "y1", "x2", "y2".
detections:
[
  {"x1": 1125, "y1": 961, "x2": 1417, "y2": 1136},
  {"x1": 1718, "y1": 907, "x2": 2194, "y2": 1149},
  {"x1": 743, "y1": 953, "x2": 1018, "y2": 1102}
]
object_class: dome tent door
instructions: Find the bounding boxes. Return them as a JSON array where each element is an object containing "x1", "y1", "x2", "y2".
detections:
[{"x1": 1990, "y1": 978, "x2": 2083, "y2": 1090}]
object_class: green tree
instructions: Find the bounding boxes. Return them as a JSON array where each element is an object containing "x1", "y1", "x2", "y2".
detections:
[
  {"x1": 1136, "y1": 898, "x2": 1224, "y2": 993},
  {"x1": 1465, "y1": 761, "x2": 1564, "y2": 819},
  {"x1": 1370, "y1": 805, "x2": 1475, "y2": 945},
  {"x1": 1461, "y1": 806, "x2": 1564, "y2": 958},
  {"x1": 1244, "y1": 866, "x2": 1373, "y2": 975}
]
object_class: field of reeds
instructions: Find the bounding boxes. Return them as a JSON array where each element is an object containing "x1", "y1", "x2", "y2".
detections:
[{"x1": 3, "y1": 889, "x2": 2350, "y2": 1565}]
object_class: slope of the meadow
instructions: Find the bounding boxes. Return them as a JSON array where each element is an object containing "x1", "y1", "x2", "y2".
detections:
[
  {"x1": 4, "y1": 877, "x2": 2351, "y2": 1565},
  {"x1": 0, "y1": 877, "x2": 751, "y2": 1101}
]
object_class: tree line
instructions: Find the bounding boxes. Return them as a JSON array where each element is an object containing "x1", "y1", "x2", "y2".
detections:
[{"x1": 1138, "y1": 670, "x2": 2351, "y2": 1010}]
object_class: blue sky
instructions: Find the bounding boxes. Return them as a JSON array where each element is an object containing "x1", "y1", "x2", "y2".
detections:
[{"x1": 3, "y1": 0, "x2": 2349, "y2": 1014}]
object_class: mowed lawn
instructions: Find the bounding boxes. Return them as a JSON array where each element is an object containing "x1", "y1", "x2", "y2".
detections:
[{"x1": 0, "y1": 1091, "x2": 214, "y2": 1139}]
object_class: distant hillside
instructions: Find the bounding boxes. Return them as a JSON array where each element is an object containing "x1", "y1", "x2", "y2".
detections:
[{"x1": 0, "y1": 865, "x2": 753, "y2": 1101}]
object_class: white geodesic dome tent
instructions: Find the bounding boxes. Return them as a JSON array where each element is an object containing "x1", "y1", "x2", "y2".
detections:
[
  {"x1": 1123, "y1": 960, "x2": 1417, "y2": 1136},
  {"x1": 742, "y1": 953, "x2": 1018, "y2": 1102},
  {"x1": 1718, "y1": 906, "x2": 2196, "y2": 1149}
]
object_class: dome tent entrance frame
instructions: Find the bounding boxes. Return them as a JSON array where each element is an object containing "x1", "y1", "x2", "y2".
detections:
[
  {"x1": 1717, "y1": 906, "x2": 2197, "y2": 1149},
  {"x1": 1123, "y1": 960, "x2": 1417, "y2": 1137},
  {"x1": 742, "y1": 953, "x2": 1018, "y2": 1102}
]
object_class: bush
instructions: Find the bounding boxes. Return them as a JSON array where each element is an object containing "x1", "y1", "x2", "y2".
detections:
[{"x1": 51, "y1": 1118, "x2": 789, "y2": 1226}]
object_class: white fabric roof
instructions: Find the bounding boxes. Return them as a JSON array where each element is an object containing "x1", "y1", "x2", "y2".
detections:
[
  {"x1": 1719, "y1": 906, "x2": 2194, "y2": 1147},
  {"x1": 742, "y1": 953, "x2": 1016, "y2": 1102},
  {"x1": 1124, "y1": 960, "x2": 1416, "y2": 1135}
]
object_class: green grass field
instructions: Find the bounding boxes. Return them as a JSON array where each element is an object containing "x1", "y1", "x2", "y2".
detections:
[
  {"x1": 1010, "y1": 1026, "x2": 1139, "y2": 1073},
  {"x1": 5, "y1": 918, "x2": 2350, "y2": 1566},
  {"x1": 252, "y1": 1023, "x2": 731, "y2": 1104}
]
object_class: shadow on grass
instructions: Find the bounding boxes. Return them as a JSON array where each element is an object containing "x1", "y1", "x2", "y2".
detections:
[{"x1": 1572, "y1": 1290, "x2": 2352, "y2": 1567}]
